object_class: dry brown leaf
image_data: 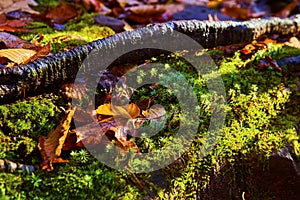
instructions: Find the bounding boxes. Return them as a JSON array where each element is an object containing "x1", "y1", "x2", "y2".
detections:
[
  {"x1": 276, "y1": 0, "x2": 298, "y2": 18},
  {"x1": 0, "y1": 13, "x2": 31, "y2": 31},
  {"x1": 94, "y1": 15, "x2": 125, "y2": 32},
  {"x1": 113, "y1": 135, "x2": 139, "y2": 152},
  {"x1": 221, "y1": 5, "x2": 265, "y2": 20},
  {"x1": 0, "y1": 48, "x2": 36, "y2": 65},
  {"x1": 0, "y1": 25, "x2": 32, "y2": 32},
  {"x1": 62, "y1": 131, "x2": 84, "y2": 151},
  {"x1": 116, "y1": 0, "x2": 141, "y2": 8},
  {"x1": 0, "y1": 32, "x2": 36, "y2": 48},
  {"x1": 74, "y1": 122, "x2": 108, "y2": 144},
  {"x1": 126, "y1": 103, "x2": 140, "y2": 119},
  {"x1": 285, "y1": 37, "x2": 300, "y2": 49},
  {"x1": 127, "y1": 5, "x2": 166, "y2": 16},
  {"x1": 38, "y1": 107, "x2": 75, "y2": 171},
  {"x1": 0, "y1": 0, "x2": 39, "y2": 15},
  {"x1": 80, "y1": 0, "x2": 111, "y2": 14},
  {"x1": 126, "y1": 4, "x2": 176, "y2": 23},
  {"x1": 23, "y1": 42, "x2": 50, "y2": 64},
  {"x1": 46, "y1": 3, "x2": 81, "y2": 24},
  {"x1": 137, "y1": 98, "x2": 151, "y2": 111}
]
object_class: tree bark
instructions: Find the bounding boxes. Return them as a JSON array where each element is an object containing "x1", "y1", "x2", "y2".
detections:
[{"x1": 0, "y1": 15, "x2": 300, "y2": 103}]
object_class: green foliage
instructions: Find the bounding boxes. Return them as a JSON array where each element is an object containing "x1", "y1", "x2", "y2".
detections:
[
  {"x1": 0, "y1": 98, "x2": 59, "y2": 138},
  {"x1": 1, "y1": 37, "x2": 300, "y2": 199},
  {"x1": 0, "y1": 98, "x2": 62, "y2": 162},
  {"x1": 0, "y1": 156, "x2": 143, "y2": 200},
  {"x1": 21, "y1": 12, "x2": 115, "y2": 53}
]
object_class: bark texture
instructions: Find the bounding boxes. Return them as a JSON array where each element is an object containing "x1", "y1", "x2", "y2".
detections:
[{"x1": 1, "y1": 15, "x2": 300, "y2": 103}]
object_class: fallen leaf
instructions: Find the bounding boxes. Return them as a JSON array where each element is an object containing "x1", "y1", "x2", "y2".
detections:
[
  {"x1": 0, "y1": 24, "x2": 32, "y2": 32},
  {"x1": 128, "y1": 5, "x2": 166, "y2": 16},
  {"x1": 256, "y1": 56, "x2": 282, "y2": 71},
  {"x1": 285, "y1": 37, "x2": 300, "y2": 49},
  {"x1": 38, "y1": 107, "x2": 75, "y2": 171},
  {"x1": 96, "y1": 103, "x2": 141, "y2": 120},
  {"x1": 126, "y1": 5, "x2": 167, "y2": 23},
  {"x1": 127, "y1": 103, "x2": 140, "y2": 119},
  {"x1": 75, "y1": 121, "x2": 117, "y2": 142},
  {"x1": 0, "y1": 0, "x2": 39, "y2": 15},
  {"x1": 0, "y1": 18, "x2": 31, "y2": 33},
  {"x1": 276, "y1": 0, "x2": 298, "y2": 18},
  {"x1": 0, "y1": 48, "x2": 36, "y2": 65},
  {"x1": 46, "y1": 3, "x2": 81, "y2": 24},
  {"x1": 61, "y1": 131, "x2": 83, "y2": 151},
  {"x1": 240, "y1": 39, "x2": 276, "y2": 55},
  {"x1": 116, "y1": 0, "x2": 141, "y2": 8},
  {"x1": 112, "y1": 132, "x2": 139, "y2": 152},
  {"x1": 96, "y1": 103, "x2": 114, "y2": 116},
  {"x1": 23, "y1": 42, "x2": 50, "y2": 64},
  {"x1": 137, "y1": 98, "x2": 151, "y2": 111},
  {"x1": 72, "y1": 102, "x2": 96, "y2": 124},
  {"x1": 0, "y1": 13, "x2": 7, "y2": 24},
  {"x1": 0, "y1": 32, "x2": 36, "y2": 48},
  {"x1": 80, "y1": 0, "x2": 111, "y2": 14},
  {"x1": 221, "y1": 4, "x2": 265, "y2": 20},
  {"x1": 147, "y1": 104, "x2": 166, "y2": 119}
]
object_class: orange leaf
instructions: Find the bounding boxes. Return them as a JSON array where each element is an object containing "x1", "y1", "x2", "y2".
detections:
[
  {"x1": 128, "y1": 103, "x2": 141, "y2": 119},
  {"x1": 45, "y1": 3, "x2": 81, "y2": 24},
  {"x1": 96, "y1": 103, "x2": 113, "y2": 116},
  {"x1": 96, "y1": 103, "x2": 140, "y2": 119},
  {"x1": 0, "y1": 24, "x2": 32, "y2": 33},
  {"x1": 128, "y1": 5, "x2": 166, "y2": 16},
  {"x1": 0, "y1": 48, "x2": 36, "y2": 65},
  {"x1": 38, "y1": 107, "x2": 75, "y2": 171},
  {"x1": 23, "y1": 42, "x2": 50, "y2": 64},
  {"x1": 276, "y1": 0, "x2": 298, "y2": 18}
]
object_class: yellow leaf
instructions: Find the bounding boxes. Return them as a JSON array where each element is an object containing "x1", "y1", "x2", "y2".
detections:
[
  {"x1": 0, "y1": 48, "x2": 36, "y2": 65},
  {"x1": 38, "y1": 107, "x2": 75, "y2": 171},
  {"x1": 96, "y1": 103, "x2": 113, "y2": 116},
  {"x1": 128, "y1": 103, "x2": 140, "y2": 119},
  {"x1": 96, "y1": 103, "x2": 140, "y2": 119}
]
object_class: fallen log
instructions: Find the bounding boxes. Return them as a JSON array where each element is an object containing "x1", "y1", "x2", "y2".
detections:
[{"x1": 0, "y1": 15, "x2": 300, "y2": 103}]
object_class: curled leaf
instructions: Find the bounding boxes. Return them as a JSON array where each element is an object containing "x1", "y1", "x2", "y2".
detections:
[
  {"x1": 96, "y1": 103, "x2": 140, "y2": 119},
  {"x1": 23, "y1": 42, "x2": 50, "y2": 64},
  {"x1": 38, "y1": 107, "x2": 75, "y2": 171}
]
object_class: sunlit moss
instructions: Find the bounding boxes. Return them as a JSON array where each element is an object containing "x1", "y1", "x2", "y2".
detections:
[{"x1": 21, "y1": 12, "x2": 115, "y2": 53}]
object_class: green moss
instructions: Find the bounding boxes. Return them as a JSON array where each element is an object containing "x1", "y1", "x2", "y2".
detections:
[
  {"x1": 21, "y1": 13, "x2": 115, "y2": 53},
  {"x1": 2, "y1": 24, "x2": 300, "y2": 198},
  {"x1": 0, "y1": 97, "x2": 63, "y2": 162},
  {"x1": 35, "y1": 0, "x2": 60, "y2": 7}
]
